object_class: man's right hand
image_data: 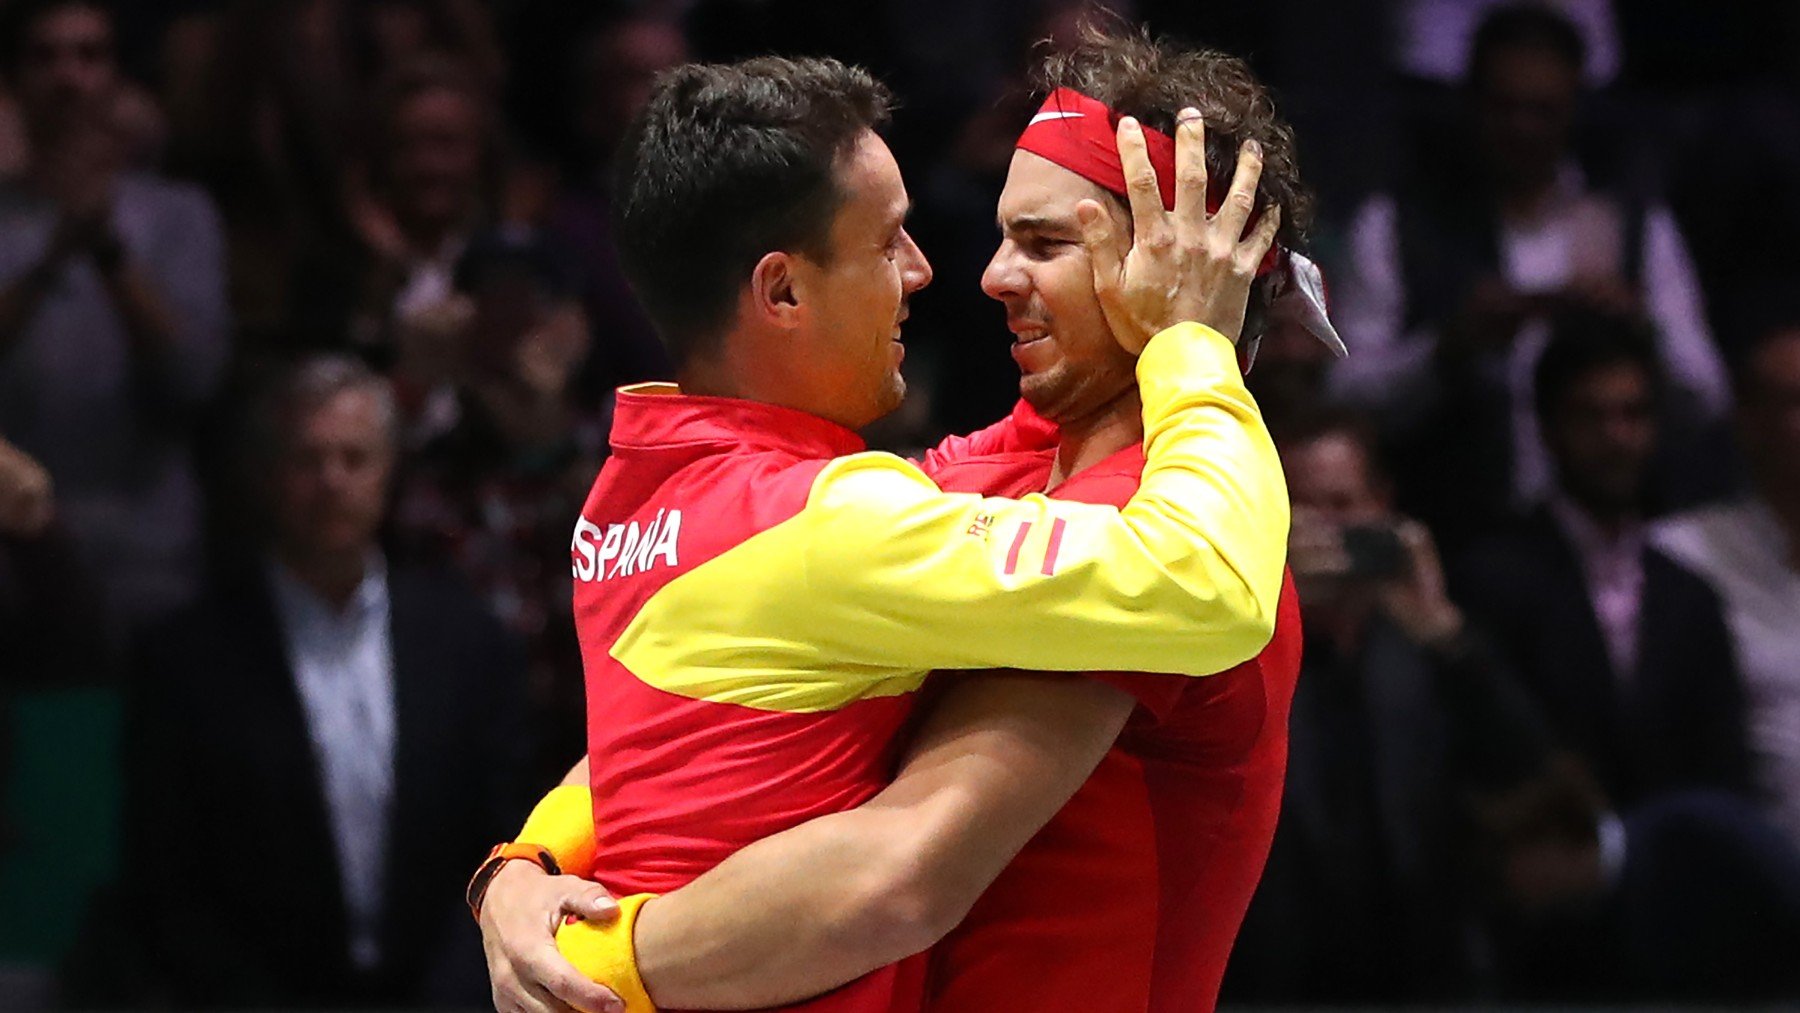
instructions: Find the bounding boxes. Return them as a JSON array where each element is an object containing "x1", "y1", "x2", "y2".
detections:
[
  {"x1": 1078, "y1": 108, "x2": 1281, "y2": 353},
  {"x1": 480, "y1": 860, "x2": 626, "y2": 1013}
]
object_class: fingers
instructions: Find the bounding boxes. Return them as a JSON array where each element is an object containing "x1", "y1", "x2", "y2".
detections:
[
  {"x1": 1171, "y1": 108, "x2": 1209, "y2": 231},
  {"x1": 1239, "y1": 204, "x2": 1282, "y2": 273},
  {"x1": 562, "y1": 886, "x2": 620, "y2": 925},
  {"x1": 1076, "y1": 199, "x2": 1122, "y2": 296},
  {"x1": 1113, "y1": 117, "x2": 1168, "y2": 247},
  {"x1": 1211, "y1": 138, "x2": 1264, "y2": 244},
  {"x1": 531, "y1": 943, "x2": 626, "y2": 1013},
  {"x1": 543, "y1": 966, "x2": 624, "y2": 1013}
]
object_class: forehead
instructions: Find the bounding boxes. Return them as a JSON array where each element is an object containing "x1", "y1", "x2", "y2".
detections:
[
  {"x1": 997, "y1": 150, "x2": 1113, "y2": 226},
  {"x1": 835, "y1": 131, "x2": 907, "y2": 220}
]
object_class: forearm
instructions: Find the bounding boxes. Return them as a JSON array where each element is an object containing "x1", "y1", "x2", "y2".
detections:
[
  {"x1": 632, "y1": 803, "x2": 943, "y2": 1009},
  {"x1": 623, "y1": 674, "x2": 1134, "y2": 1009},
  {"x1": 561, "y1": 756, "x2": 589, "y2": 787}
]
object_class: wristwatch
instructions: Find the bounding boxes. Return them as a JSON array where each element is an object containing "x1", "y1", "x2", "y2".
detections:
[{"x1": 466, "y1": 842, "x2": 561, "y2": 921}]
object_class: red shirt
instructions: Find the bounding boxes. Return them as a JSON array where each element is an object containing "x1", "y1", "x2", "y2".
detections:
[{"x1": 925, "y1": 444, "x2": 1303, "y2": 1013}]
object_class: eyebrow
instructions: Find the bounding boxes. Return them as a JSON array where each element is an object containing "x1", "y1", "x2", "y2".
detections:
[
  {"x1": 997, "y1": 213, "x2": 1079, "y2": 235},
  {"x1": 887, "y1": 201, "x2": 913, "y2": 234}
]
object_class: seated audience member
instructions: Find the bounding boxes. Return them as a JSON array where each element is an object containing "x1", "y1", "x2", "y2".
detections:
[
  {"x1": 1456, "y1": 309, "x2": 1752, "y2": 808},
  {"x1": 394, "y1": 231, "x2": 598, "y2": 782},
  {"x1": 1655, "y1": 317, "x2": 1800, "y2": 848},
  {"x1": 1225, "y1": 412, "x2": 1554, "y2": 1005},
  {"x1": 1326, "y1": 4, "x2": 1729, "y2": 552},
  {"x1": 113, "y1": 357, "x2": 531, "y2": 1007},
  {"x1": 0, "y1": 0, "x2": 229, "y2": 642}
]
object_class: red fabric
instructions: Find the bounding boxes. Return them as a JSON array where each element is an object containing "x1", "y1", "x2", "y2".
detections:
[
  {"x1": 1014, "y1": 88, "x2": 1279, "y2": 277},
  {"x1": 928, "y1": 444, "x2": 1302, "y2": 1013},
  {"x1": 578, "y1": 388, "x2": 925, "y2": 1012},
  {"x1": 918, "y1": 400, "x2": 1060, "y2": 479}
]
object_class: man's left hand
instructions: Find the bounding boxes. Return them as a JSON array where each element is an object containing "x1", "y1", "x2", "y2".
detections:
[{"x1": 480, "y1": 860, "x2": 626, "y2": 1013}]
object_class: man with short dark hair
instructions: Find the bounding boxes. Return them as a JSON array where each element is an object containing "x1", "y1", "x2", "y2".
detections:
[
  {"x1": 1457, "y1": 308, "x2": 1751, "y2": 808},
  {"x1": 475, "y1": 32, "x2": 1314, "y2": 1013}
]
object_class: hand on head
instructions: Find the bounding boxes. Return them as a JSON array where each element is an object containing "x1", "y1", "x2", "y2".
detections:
[{"x1": 1076, "y1": 109, "x2": 1281, "y2": 353}]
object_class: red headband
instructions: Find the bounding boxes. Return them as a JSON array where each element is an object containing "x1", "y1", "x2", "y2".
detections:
[{"x1": 1015, "y1": 87, "x2": 1278, "y2": 276}]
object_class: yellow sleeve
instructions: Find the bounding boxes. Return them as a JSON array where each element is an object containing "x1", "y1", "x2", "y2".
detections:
[
  {"x1": 619, "y1": 322, "x2": 1285, "y2": 687},
  {"x1": 515, "y1": 784, "x2": 597, "y2": 878},
  {"x1": 556, "y1": 893, "x2": 658, "y2": 1013}
]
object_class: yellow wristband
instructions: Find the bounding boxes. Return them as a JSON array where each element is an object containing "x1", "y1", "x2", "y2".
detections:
[
  {"x1": 517, "y1": 784, "x2": 598, "y2": 878},
  {"x1": 556, "y1": 892, "x2": 658, "y2": 1013}
]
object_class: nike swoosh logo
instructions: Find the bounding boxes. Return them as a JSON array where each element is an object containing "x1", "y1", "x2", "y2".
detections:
[{"x1": 1027, "y1": 111, "x2": 1084, "y2": 126}]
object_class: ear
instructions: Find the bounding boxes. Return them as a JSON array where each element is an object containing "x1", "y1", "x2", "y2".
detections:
[{"x1": 749, "y1": 251, "x2": 803, "y2": 330}]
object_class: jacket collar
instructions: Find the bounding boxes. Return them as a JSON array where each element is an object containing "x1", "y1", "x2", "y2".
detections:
[{"x1": 609, "y1": 383, "x2": 867, "y2": 459}]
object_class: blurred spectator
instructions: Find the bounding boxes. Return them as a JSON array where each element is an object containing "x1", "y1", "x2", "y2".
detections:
[
  {"x1": 103, "y1": 356, "x2": 530, "y2": 1007},
  {"x1": 1327, "y1": 3, "x2": 1730, "y2": 551},
  {"x1": 394, "y1": 232, "x2": 600, "y2": 783},
  {"x1": 1655, "y1": 320, "x2": 1800, "y2": 847},
  {"x1": 345, "y1": 56, "x2": 502, "y2": 362},
  {"x1": 1226, "y1": 412, "x2": 1555, "y2": 1004},
  {"x1": 546, "y1": 12, "x2": 682, "y2": 406},
  {"x1": 356, "y1": 0, "x2": 506, "y2": 95},
  {"x1": 159, "y1": 0, "x2": 357, "y2": 352},
  {"x1": 1456, "y1": 309, "x2": 1752, "y2": 808},
  {"x1": 1397, "y1": 0, "x2": 1622, "y2": 86},
  {"x1": 0, "y1": 0, "x2": 229, "y2": 641}
]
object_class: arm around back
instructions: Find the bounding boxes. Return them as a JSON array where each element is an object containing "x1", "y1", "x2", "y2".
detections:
[{"x1": 609, "y1": 672, "x2": 1138, "y2": 1010}]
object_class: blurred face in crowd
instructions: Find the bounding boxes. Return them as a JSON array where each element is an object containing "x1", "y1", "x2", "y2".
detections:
[
  {"x1": 388, "y1": 84, "x2": 485, "y2": 239},
  {"x1": 1542, "y1": 361, "x2": 1658, "y2": 519},
  {"x1": 983, "y1": 150, "x2": 1138, "y2": 425},
  {"x1": 785, "y1": 131, "x2": 931, "y2": 430},
  {"x1": 273, "y1": 387, "x2": 395, "y2": 562},
  {"x1": 15, "y1": 2, "x2": 118, "y2": 141},
  {"x1": 1285, "y1": 431, "x2": 1388, "y2": 527},
  {"x1": 1475, "y1": 44, "x2": 1579, "y2": 196},
  {"x1": 1283, "y1": 429, "x2": 1391, "y2": 610},
  {"x1": 578, "y1": 18, "x2": 690, "y2": 161},
  {"x1": 1740, "y1": 329, "x2": 1800, "y2": 494}
]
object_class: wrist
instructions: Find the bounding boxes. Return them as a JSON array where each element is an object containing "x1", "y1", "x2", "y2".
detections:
[
  {"x1": 467, "y1": 842, "x2": 560, "y2": 921},
  {"x1": 557, "y1": 892, "x2": 660, "y2": 1013}
]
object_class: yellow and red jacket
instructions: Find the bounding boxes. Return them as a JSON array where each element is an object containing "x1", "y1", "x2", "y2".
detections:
[{"x1": 570, "y1": 322, "x2": 1287, "y2": 1011}]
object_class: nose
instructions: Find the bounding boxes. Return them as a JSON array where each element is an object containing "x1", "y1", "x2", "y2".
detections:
[
  {"x1": 897, "y1": 228, "x2": 932, "y2": 294},
  {"x1": 980, "y1": 240, "x2": 1026, "y2": 303}
]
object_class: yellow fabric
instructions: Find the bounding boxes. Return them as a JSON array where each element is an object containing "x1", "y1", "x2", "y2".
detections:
[
  {"x1": 556, "y1": 892, "x2": 658, "y2": 1013},
  {"x1": 515, "y1": 784, "x2": 597, "y2": 878},
  {"x1": 612, "y1": 322, "x2": 1288, "y2": 713}
]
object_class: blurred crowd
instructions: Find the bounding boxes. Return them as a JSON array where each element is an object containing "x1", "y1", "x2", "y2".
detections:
[{"x1": 1, "y1": 0, "x2": 1798, "y2": 1008}]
